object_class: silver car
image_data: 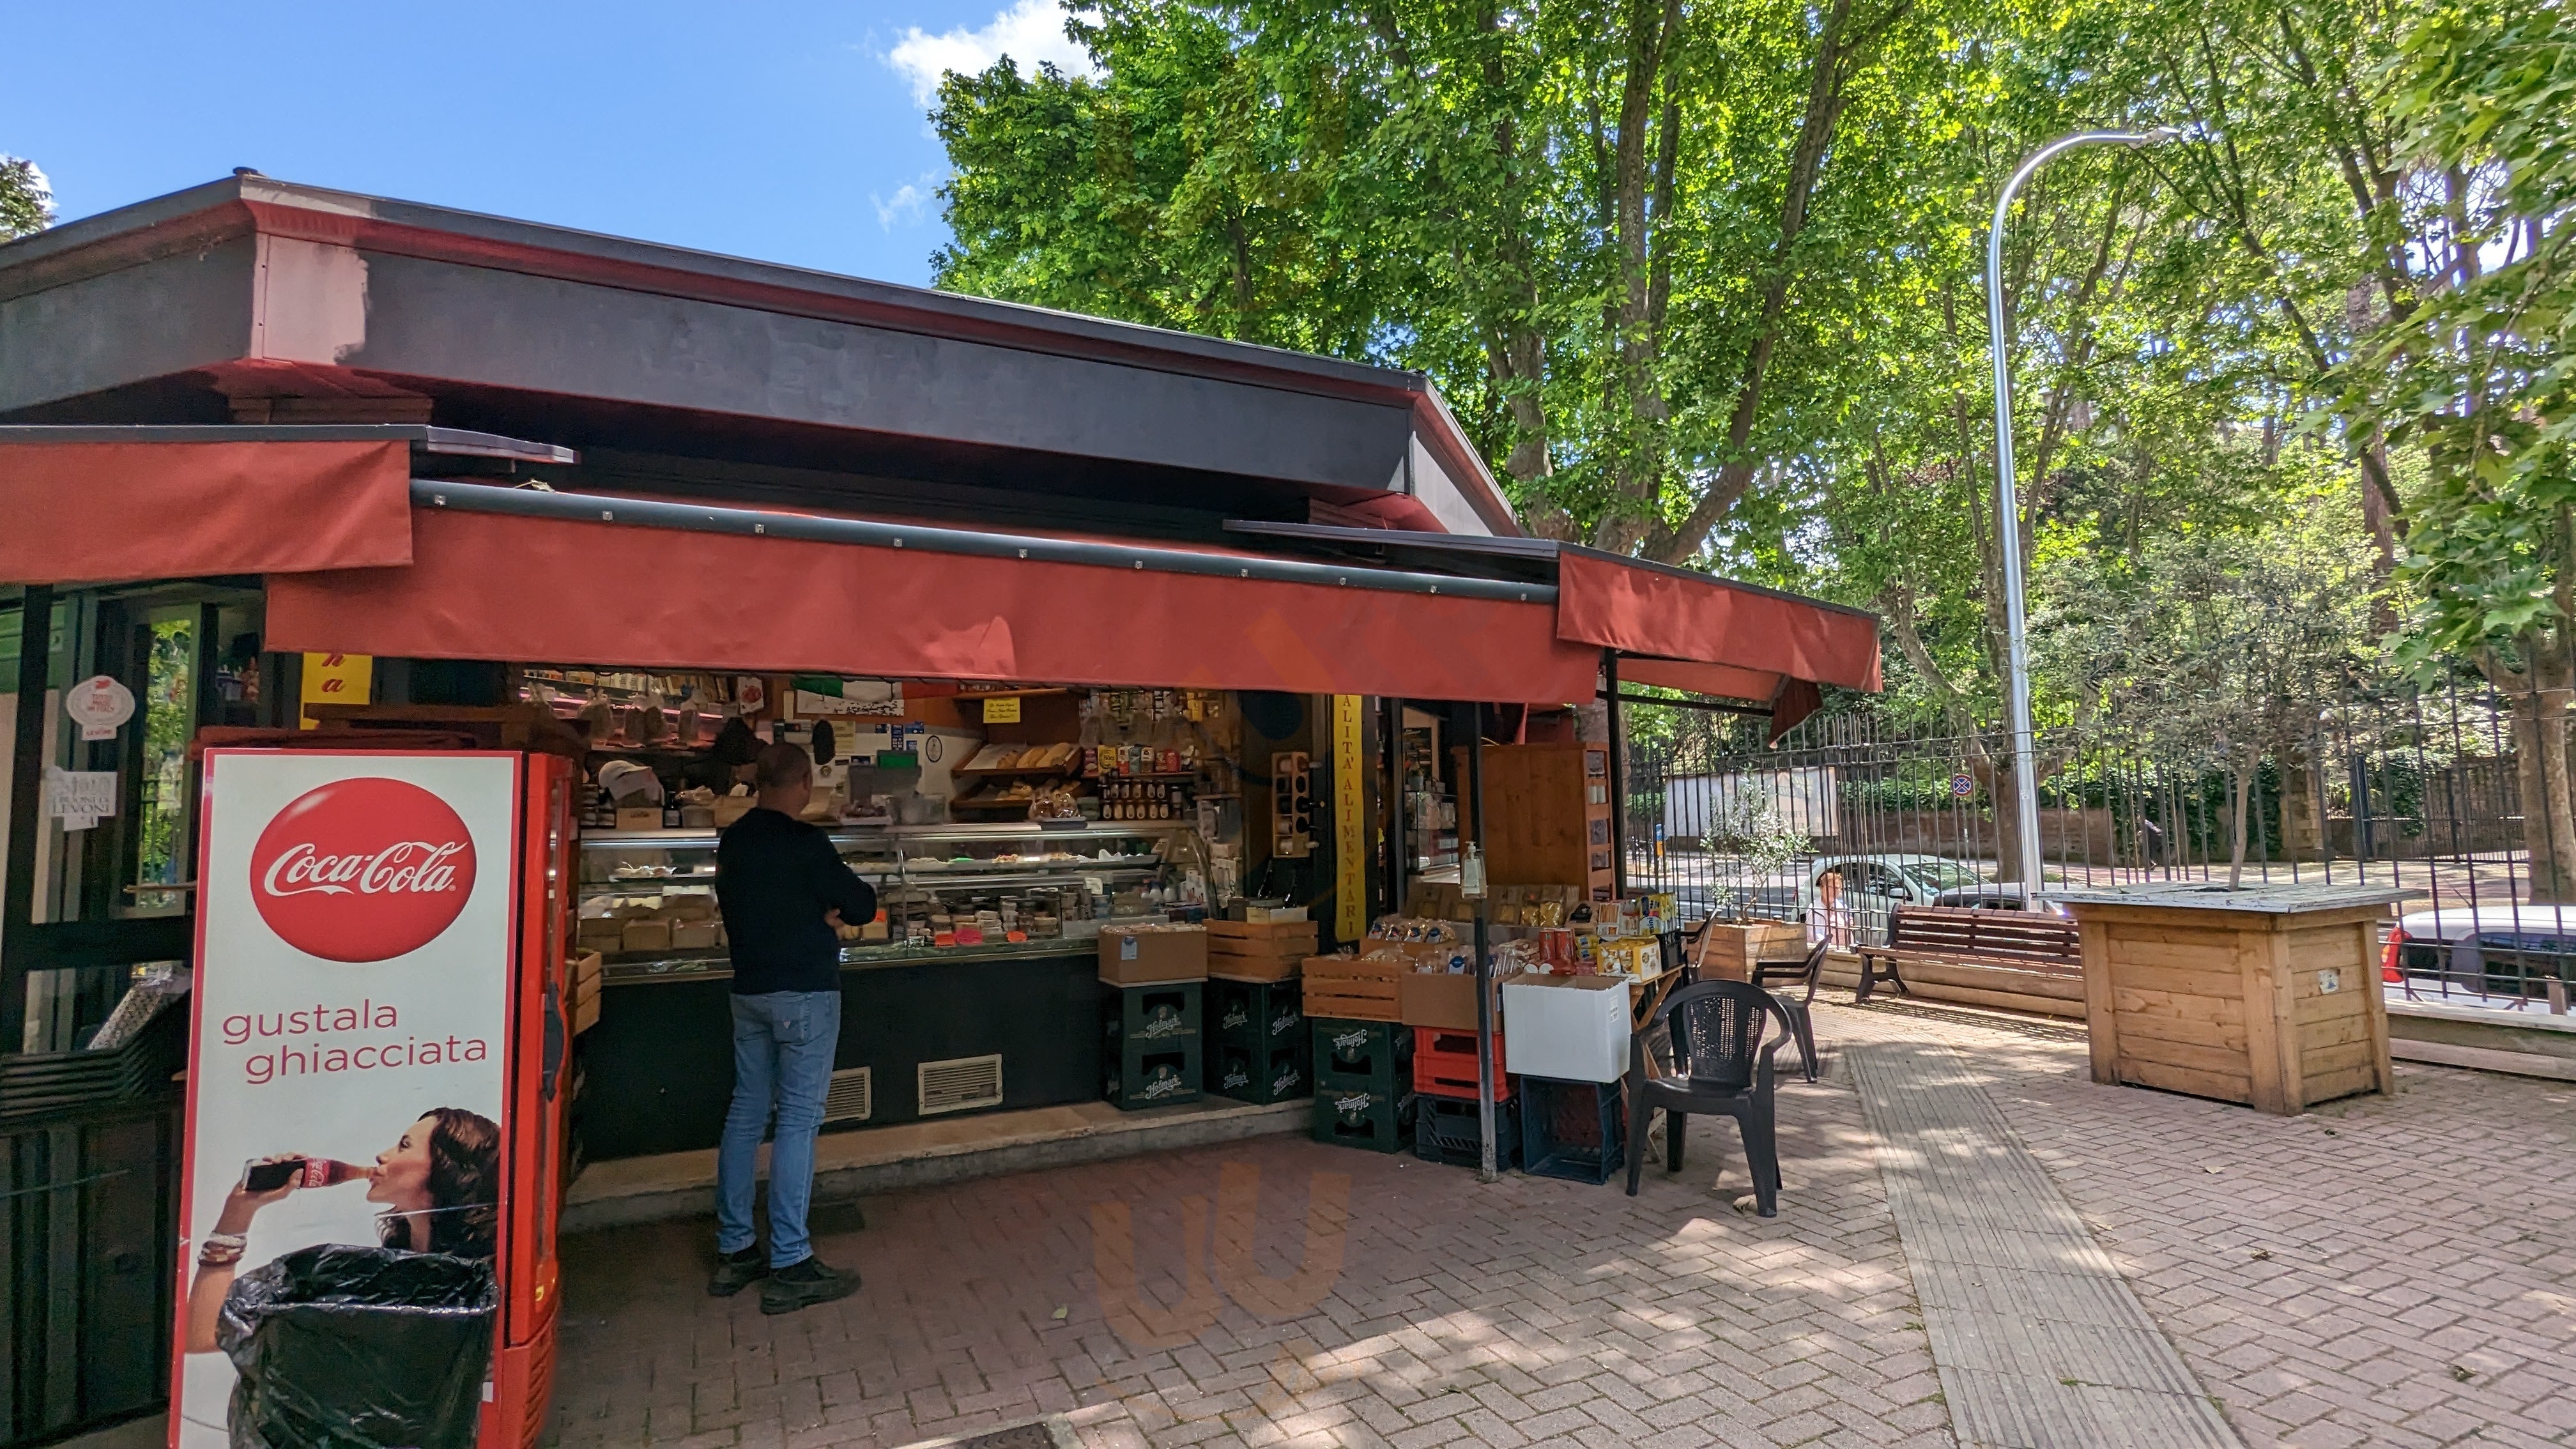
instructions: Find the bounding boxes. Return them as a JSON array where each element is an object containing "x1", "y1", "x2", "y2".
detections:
[{"x1": 2385, "y1": 904, "x2": 2576, "y2": 1011}]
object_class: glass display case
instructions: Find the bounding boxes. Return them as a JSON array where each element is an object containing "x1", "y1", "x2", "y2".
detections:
[{"x1": 576, "y1": 820, "x2": 1191, "y2": 983}]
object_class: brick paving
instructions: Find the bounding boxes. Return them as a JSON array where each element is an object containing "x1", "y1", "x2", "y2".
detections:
[
  {"x1": 1827, "y1": 1006, "x2": 2576, "y2": 1449},
  {"x1": 544, "y1": 1000, "x2": 2576, "y2": 1448}
]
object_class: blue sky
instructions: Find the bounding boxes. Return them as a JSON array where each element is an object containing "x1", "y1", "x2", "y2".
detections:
[{"x1": 3, "y1": 1, "x2": 1096, "y2": 289}]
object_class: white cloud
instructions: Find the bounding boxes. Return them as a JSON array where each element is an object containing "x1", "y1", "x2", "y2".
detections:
[
  {"x1": 872, "y1": 174, "x2": 940, "y2": 231},
  {"x1": 885, "y1": 0, "x2": 1099, "y2": 109}
]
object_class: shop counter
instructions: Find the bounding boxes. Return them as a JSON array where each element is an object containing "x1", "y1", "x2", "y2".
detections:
[
  {"x1": 578, "y1": 949, "x2": 1114, "y2": 1160},
  {"x1": 571, "y1": 820, "x2": 1193, "y2": 1160}
]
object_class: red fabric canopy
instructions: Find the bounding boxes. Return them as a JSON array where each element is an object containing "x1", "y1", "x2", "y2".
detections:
[
  {"x1": 267, "y1": 509, "x2": 1605, "y2": 703},
  {"x1": 0, "y1": 441, "x2": 413, "y2": 585},
  {"x1": 1555, "y1": 549, "x2": 1881, "y2": 693}
]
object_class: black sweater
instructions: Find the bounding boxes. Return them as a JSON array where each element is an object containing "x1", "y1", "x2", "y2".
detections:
[{"x1": 714, "y1": 808, "x2": 878, "y2": 995}]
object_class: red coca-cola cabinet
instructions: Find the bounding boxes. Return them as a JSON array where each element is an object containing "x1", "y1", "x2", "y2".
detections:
[{"x1": 174, "y1": 749, "x2": 575, "y2": 1449}]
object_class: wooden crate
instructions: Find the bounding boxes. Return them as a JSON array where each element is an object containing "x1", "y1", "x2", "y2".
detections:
[
  {"x1": 1694, "y1": 921, "x2": 1807, "y2": 983},
  {"x1": 1208, "y1": 919, "x2": 1318, "y2": 983},
  {"x1": 2060, "y1": 884, "x2": 2405, "y2": 1115},
  {"x1": 1301, "y1": 954, "x2": 1403, "y2": 1022}
]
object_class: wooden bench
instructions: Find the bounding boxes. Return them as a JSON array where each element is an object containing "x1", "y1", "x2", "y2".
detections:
[{"x1": 1854, "y1": 905, "x2": 2083, "y2": 1004}]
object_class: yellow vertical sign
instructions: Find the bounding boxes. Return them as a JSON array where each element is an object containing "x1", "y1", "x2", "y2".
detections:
[
  {"x1": 299, "y1": 652, "x2": 372, "y2": 728},
  {"x1": 1333, "y1": 695, "x2": 1365, "y2": 942}
]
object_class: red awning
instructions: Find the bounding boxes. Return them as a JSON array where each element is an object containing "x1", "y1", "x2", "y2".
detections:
[
  {"x1": 0, "y1": 440, "x2": 413, "y2": 585},
  {"x1": 267, "y1": 507, "x2": 1604, "y2": 703},
  {"x1": 1555, "y1": 548, "x2": 1881, "y2": 693}
]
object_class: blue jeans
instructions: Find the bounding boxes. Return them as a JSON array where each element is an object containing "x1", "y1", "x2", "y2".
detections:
[{"x1": 716, "y1": 990, "x2": 841, "y2": 1268}]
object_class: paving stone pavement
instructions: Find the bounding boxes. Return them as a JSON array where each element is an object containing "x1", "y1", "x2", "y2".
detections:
[
  {"x1": 1827, "y1": 1004, "x2": 2576, "y2": 1449},
  {"x1": 544, "y1": 999, "x2": 2576, "y2": 1449}
]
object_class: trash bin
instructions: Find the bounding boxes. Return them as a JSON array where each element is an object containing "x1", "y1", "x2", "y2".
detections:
[{"x1": 217, "y1": 1245, "x2": 498, "y2": 1449}]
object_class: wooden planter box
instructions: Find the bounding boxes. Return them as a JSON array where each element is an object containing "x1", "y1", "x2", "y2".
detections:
[
  {"x1": 1694, "y1": 920, "x2": 1808, "y2": 983},
  {"x1": 2055, "y1": 883, "x2": 2409, "y2": 1115}
]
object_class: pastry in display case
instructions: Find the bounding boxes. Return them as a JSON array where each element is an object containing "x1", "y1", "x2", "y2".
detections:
[{"x1": 578, "y1": 821, "x2": 1191, "y2": 982}]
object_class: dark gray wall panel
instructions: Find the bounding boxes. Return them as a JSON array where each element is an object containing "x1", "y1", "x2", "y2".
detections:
[
  {"x1": 0, "y1": 238, "x2": 256, "y2": 412},
  {"x1": 343, "y1": 250, "x2": 1414, "y2": 489}
]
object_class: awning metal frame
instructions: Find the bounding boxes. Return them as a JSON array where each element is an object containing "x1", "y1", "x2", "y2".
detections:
[{"x1": 417, "y1": 479, "x2": 1552, "y2": 604}]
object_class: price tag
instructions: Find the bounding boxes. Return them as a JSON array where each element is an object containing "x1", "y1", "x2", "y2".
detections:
[
  {"x1": 981, "y1": 696, "x2": 1022, "y2": 724},
  {"x1": 65, "y1": 676, "x2": 135, "y2": 741}
]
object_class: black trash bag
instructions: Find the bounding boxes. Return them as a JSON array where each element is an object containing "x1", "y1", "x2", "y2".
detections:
[{"x1": 217, "y1": 1245, "x2": 497, "y2": 1449}]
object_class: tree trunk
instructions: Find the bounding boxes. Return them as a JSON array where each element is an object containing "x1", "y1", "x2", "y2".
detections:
[
  {"x1": 1965, "y1": 746, "x2": 2035, "y2": 887},
  {"x1": 2509, "y1": 684, "x2": 2576, "y2": 903}
]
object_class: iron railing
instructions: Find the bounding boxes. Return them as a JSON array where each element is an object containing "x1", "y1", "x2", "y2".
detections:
[{"x1": 1620, "y1": 681, "x2": 2573, "y2": 1012}]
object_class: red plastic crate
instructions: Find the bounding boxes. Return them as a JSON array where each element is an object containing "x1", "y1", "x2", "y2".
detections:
[{"x1": 1411, "y1": 1025, "x2": 1511, "y2": 1100}]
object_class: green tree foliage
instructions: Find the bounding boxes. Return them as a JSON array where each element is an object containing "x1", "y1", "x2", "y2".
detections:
[
  {"x1": 933, "y1": 0, "x2": 1951, "y2": 559},
  {"x1": 0, "y1": 157, "x2": 50, "y2": 239},
  {"x1": 928, "y1": 0, "x2": 2576, "y2": 891},
  {"x1": 2329, "y1": 3, "x2": 2576, "y2": 897}
]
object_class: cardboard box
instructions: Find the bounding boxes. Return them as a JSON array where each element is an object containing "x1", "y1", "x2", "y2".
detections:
[
  {"x1": 575, "y1": 917, "x2": 623, "y2": 951},
  {"x1": 671, "y1": 919, "x2": 721, "y2": 950},
  {"x1": 614, "y1": 806, "x2": 663, "y2": 832},
  {"x1": 1500, "y1": 975, "x2": 1632, "y2": 1083},
  {"x1": 619, "y1": 919, "x2": 674, "y2": 954},
  {"x1": 1099, "y1": 924, "x2": 1208, "y2": 985},
  {"x1": 1399, "y1": 969, "x2": 1501, "y2": 1031},
  {"x1": 712, "y1": 795, "x2": 756, "y2": 829}
]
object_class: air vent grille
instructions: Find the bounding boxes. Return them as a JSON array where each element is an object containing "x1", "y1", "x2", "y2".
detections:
[
  {"x1": 822, "y1": 1066, "x2": 872, "y2": 1124},
  {"x1": 917, "y1": 1054, "x2": 1004, "y2": 1116}
]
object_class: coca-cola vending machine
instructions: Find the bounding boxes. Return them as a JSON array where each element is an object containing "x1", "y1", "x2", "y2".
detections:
[{"x1": 174, "y1": 748, "x2": 576, "y2": 1449}]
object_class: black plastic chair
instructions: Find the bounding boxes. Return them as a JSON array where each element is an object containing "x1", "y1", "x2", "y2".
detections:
[
  {"x1": 1748, "y1": 939, "x2": 1826, "y2": 1082},
  {"x1": 1625, "y1": 981, "x2": 1796, "y2": 1214}
]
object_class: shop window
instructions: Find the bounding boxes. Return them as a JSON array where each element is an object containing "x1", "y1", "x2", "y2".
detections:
[{"x1": 128, "y1": 613, "x2": 195, "y2": 917}]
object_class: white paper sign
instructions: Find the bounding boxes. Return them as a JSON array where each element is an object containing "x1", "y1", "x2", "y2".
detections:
[
  {"x1": 43, "y1": 768, "x2": 118, "y2": 828},
  {"x1": 65, "y1": 675, "x2": 136, "y2": 742}
]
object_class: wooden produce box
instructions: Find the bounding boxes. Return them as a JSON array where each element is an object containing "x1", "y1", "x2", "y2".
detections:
[
  {"x1": 1207, "y1": 919, "x2": 1320, "y2": 983},
  {"x1": 1694, "y1": 920, "x2": 1808, "y2": 983},
  {"x1": 1302, "y1": 954, "x2": 1404, "y2": 1022},
  {"x1": 2057, "y1": 882, "x2": 2407, "y2": 1115},
  {"x1": 568, "y1": 951, "x2": 604, "y2": 1036}
]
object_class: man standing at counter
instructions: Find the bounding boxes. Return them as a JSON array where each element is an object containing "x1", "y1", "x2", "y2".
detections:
[{"x1": 708, "y1": 742, "x2": 876, "y2": 1313}]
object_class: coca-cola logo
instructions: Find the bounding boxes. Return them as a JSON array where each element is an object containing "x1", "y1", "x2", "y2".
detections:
[{"x1": 249, "y1": 778, "x2": 478, "y2": 962}]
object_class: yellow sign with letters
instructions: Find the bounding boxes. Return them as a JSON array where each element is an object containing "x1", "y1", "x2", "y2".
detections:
[
  {"x1": 1333, "y1": 696, "x2": 1365, "y2": 942},
  {"x1": 298, "y1": 652, "x2": 372, "y2": 729}
]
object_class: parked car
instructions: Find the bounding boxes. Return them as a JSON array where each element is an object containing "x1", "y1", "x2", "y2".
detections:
[
  {"x1": 1928, "y1": 881, "x2": 2069, "y2": 914},
  {"x1": 2384, "y1": 905, "x2": 2576, "y2": 1008}
]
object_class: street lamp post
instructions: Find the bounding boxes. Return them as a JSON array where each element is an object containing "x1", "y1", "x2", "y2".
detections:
[{"x1": 1986, "y1": 126, "x2": 2184, "y2": 895}]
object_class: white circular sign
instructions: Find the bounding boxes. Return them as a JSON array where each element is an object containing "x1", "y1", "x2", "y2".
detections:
[{"x1": 65, "y1": 676, "x2": 137, "y2": 738}]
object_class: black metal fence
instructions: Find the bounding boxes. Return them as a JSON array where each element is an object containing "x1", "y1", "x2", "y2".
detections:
[{"x1": 1620, "y1": 682, "x2": 2573, "y2": 1011}]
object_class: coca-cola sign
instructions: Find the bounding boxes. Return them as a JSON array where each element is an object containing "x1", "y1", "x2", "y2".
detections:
[{"x1": 249, "y1": 778, "x2": 478, "y2": 962}]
